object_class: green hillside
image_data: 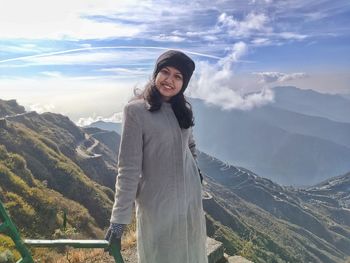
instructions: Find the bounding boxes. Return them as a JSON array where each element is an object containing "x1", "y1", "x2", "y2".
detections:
[
  {"x1": 0, "y1": 119, "x2": 113, "y2": 228},
  {"x1": 0, "y1": 144, "x2": 104, "y2": 259},
  {"x1": 0, "y1": 100, "x2": 119, "y2": 261}
]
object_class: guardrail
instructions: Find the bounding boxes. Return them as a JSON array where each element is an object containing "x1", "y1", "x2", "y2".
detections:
[{"x1": 0, "y1": 201, "x2": 124, "y2": 263}]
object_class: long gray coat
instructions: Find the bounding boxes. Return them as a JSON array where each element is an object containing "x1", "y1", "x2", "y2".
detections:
[{"x1": 110, "y1": 98, "x2": 207, "y2": 263}]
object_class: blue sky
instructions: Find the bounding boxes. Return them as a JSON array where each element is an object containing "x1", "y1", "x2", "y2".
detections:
[{"x1": 0, "y1": 0, "x2": 349, "y2": 124}]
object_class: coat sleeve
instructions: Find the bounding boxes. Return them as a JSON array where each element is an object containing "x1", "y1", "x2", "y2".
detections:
[
  {"x1": 188, "y1": 127, "x2": 198, "y2": 163},
  {"x1": 110, "y1": 103, "x2": 143, "y2": 224}
]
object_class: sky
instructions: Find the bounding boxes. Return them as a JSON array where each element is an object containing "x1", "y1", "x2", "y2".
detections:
[{"x1": 0, "y1": 0, "x2": 349, "y2": 125}]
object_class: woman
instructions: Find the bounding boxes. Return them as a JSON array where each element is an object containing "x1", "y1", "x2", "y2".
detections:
[{"x1": 105, "y1": 50, "x2": 208, "y2": 263}]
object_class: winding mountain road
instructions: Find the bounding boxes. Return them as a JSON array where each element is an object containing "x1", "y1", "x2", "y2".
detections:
[{"x1": 76, "y1": 134, "x2": 102, "y2": 159}]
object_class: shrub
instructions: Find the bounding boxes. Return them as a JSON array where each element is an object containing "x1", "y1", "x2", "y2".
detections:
[{"x1": 0, "y1": 250, "x2": 15, "y2": 263}]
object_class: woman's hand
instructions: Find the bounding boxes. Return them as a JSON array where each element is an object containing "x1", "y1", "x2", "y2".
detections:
[{"x1": 105, "y1": 223, "x2": 125, "y2": 245}]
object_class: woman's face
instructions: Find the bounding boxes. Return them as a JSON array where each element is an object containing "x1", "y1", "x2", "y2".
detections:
[{"x1": 155, "y1": 66, "x2": 183, "y2": 101}]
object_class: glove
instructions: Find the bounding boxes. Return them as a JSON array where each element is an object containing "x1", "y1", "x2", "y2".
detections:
[
  {"x1": 105, "y1": 223, "x2": 125, "y2": 245},
  {"x1": 198, "y1": 168, "x2": 203, "y2": 184}
]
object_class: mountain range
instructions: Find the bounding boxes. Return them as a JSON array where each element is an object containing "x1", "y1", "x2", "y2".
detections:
[
  {"x1": 189, "y1": 86, "x2": 350, "y2": 185},
  {"x1": 272, "y1": 86, "x2": 350, "y2": 123},
  {"x1": 87, "y1": 121, "x2": 122, "y2": 135},
  {"x1": 89, "y1": 86, "x2": 350, "y2": 186},
  {"x1": 1, "y1": 97, "x2": 349, "y2": 262},
  {"x1": 199, "y1": 152, "x2": 350, "y2": 262}
]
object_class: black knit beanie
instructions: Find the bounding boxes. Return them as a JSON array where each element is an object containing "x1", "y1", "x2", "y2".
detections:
[{"x1": 153, "y1": 50, "x2": 195, "y2": 92}]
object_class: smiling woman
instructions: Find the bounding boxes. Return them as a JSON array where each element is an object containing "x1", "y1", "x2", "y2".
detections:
[{"x1": 105, "y1": 50, "x2": 208, "y2": 263}]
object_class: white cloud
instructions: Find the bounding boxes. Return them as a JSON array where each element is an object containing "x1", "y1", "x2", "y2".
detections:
[
  {"x1": 24, "y1": 52, "x2": 124, "y2": 65},
  {"x1": 40, "y1": 71, "x2": 63, "y2": 78},
  {"x1": 76, "y1": 117, "x2": 98, "y2": 127},
  {"x1": 98, "y1": 67, "x2": 148, "y2": 75},
  {"x1": 152, "y1": 34, "x2": 186, "y2": 42},
  {"x1": 104, "y1": 112, "x2": 123, "y2": 123},
  {"x1": 0, "y1": 0, "x2": 346, "y2": 47},
  {"x1": 219, "y1": 42, "x2": 248, "y2": 66},
  {"x1": 256, "y1": 72, "x2": 308, "y2": 83},
  {"x1": 183, "y1": 29, "x2": 220, "y2": 42},
  {"x1": 0, "y1": 75, "x2": 139, "y2": 122},
  {"x1": 0, "y1": 0, "x2": 143, "y2": 40},
  {"x1": 79, "y1": 43, "x2": 93, "y2": 49},
  {"x1": 268, "y1": 72, "x2": 350, "y2": 94},
  {"x1": 187, "y1": 42, "x2": 274, "y2": 110},
  {"x1": 0, "y1": 43, "x2": 44, "y2": 53},
  {"x1": 28, "y1": 103, "x2": 55, "y2": 113},
  {"x1": 250, "y1": 0, "x2": 273, "y2": 3},
  {"x1": 0, "y1": 47, "x2": 222, "y2": 68},
  {"x1": 203, "y1": 35, "x2": 218, "y2": 41},
  {"x1": 1, "y1": 49, "x2": 156, "y2": 66},
  {"x1": 217, "y1": 12, "x2": 271, "y2": 37},
  {"x1": 278, "y1": 32, "x2": 308, "y2": 40},
  {"x1": 76, "y1": 112, "x2": 123, "y2": 127},
  {"x1": 251, "y1": 38, "x2": 271, "y2": 46}
]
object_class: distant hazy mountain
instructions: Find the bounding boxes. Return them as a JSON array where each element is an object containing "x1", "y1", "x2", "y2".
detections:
[
  {"x1": 249, "y1": 105, "x2": 350, "y2": 148},
  {"x1": 88, "y1": 120, "x2": 122, "y2": 134},
  {"x1": 190, "y1": 97, "x2": 350, "y2": 186},
  {"x1": 272, "y1": 86, "x2": 350, "y2": 123},
  {"x1": 86, "y1": 92, "x2": 350, "y2": 186},
  {"x1": 342, "y1": 94, "x2": 350, "y2": 101}
]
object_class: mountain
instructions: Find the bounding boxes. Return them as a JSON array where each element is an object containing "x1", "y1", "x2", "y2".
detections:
[
  {"x1": 306, "y1": 172, "x2": 350, "y2": 209},
  {"x1": 342, "y1": 94, "x2": 350, "y2": 101},
  {"x1": 88, "y1": 121, "x2": 122, "y2": 134},
  {"x1": 88, "y1": 95, "x2": 350, "y2": 186},
  {"x1": 272, "y1": 86, "x2": 350, "y2": 123},
  {"x1": 83, "y1": 127, "x2": 121, "y2": 167},
  {"x1": 0, "y1": 99, "x2": 25, "y2": 118},
  {"x1": 199, "y1": 152, "x2": 350, "y2": 263},
  {"x1": 249, "y1": 105, "x2": 350, "y2": 149},
  {"x1": 190, "y1": 98, "x2": 350, "y2": 185},
  {"x1": 0, "y1": 144, "x2": 101, "y2": 238},
  {"x1": 0, "y1": 100, "x2": 119, "y2": 242},
  {"x1": 85, "y1": 109, "x2": 350, "y2": 261}
]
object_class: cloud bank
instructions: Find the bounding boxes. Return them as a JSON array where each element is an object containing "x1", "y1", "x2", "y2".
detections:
[
  {"x1": 77, "y1": 112, "x2": 123, "y2": 127},
  {"x1": 188, "y1": 42, "x2": 274, "y2": 110},
  {"x1": 256, "y1": 72, "x2": 308, "y2": 83}
]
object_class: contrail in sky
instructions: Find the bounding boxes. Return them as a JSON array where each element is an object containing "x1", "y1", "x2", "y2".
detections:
[{"x1": 0, "y1": 46, "x2": 222, "y2": 63}]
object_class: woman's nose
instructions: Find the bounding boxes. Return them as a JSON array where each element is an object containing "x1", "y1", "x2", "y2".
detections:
[
  {"x1": 164, "y1": 74, "x2": 172, "y2": 82},
  {"x1": 167, "y1": 74, "x2": 176, "y2": 82}
]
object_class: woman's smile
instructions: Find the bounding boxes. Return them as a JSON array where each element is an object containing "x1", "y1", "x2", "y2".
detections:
[
  {"x1": 155, "y1": 66, "x2": 183, "y2": 101},
  {"x1": 162, "y1": 83, "x2": 174, "y2": 90}
]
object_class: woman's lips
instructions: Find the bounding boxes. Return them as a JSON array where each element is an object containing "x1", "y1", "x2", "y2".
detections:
[{"x1": 162, "y1": 84, "x2": 173, "y2": 90}]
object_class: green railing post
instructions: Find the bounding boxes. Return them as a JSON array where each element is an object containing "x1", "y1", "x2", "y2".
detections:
[
  {"x1": 62, "y1": 210, "x2": 67, "y2": 231},
  {"x1": 1, "y1": 200, "x2": 125, "y2": 263},
  {"x1": 0, "y1": 201, "x2": 35, "y2": 263},
  {"x1": 109, "y1": 239, "x2": 125, "y2": 263}
]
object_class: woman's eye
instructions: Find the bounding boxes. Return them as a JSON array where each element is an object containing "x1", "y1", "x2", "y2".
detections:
[{"x1": 176, "y1": 75, "x2": 183, "y2": 80}]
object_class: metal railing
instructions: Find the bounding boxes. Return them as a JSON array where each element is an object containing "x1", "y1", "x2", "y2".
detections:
[{"x1": 0, "y1": 201, "x2": 124, "y2": 263}]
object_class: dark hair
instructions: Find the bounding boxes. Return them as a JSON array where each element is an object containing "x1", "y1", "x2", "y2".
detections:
[{"x1": 134, "y1": 81, "x2": 195, "y2": 129}]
